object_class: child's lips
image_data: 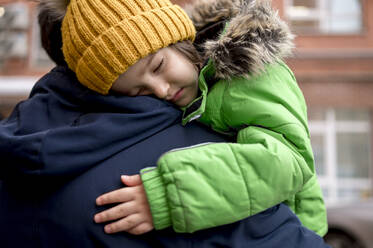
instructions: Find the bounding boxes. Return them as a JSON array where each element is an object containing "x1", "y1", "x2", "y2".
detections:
[{"x1": 171, "y1": 88, "x2": 184, "y2": 103}]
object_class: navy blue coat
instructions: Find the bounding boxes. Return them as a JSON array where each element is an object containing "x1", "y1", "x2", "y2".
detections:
[{"x1": 0, "y1": 67, "x2": 329, "y2": 247}]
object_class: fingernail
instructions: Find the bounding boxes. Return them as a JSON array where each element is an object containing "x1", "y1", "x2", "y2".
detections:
[
  {"x1": 105, "y1": 225, "x2": 112, "y2": 233},
  {"x1": 94, "y1": 214, "x2": 100, "y2": 223}
]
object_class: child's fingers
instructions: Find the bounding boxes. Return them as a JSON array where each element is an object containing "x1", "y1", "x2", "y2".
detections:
[
  {"x1": 103, "y1": 214, "x2": 143, "y2": 234},
  {"x1": 121, "y1": 174, "x2": 142, "y2": 187},
  {"x1": 96, "y1": 187, "x2": 133, "y2": 206},
  {"x1": 94, "y1": 201, "x2": 136, "y2": 223},
  {"x1": 127, "y1": 222, "x2": 154, "y2": 235}
]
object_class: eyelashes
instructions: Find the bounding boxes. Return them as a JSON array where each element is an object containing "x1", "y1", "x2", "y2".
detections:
[
  {"x1": 136, "y1": 87, "x2": 145, "y2": 96},
  {"x1": 134, "y1": 54, "x2": 165, "y2": 96},
  {"x1": 153, "y1": 57, "x2": 164, "y2": 73}
]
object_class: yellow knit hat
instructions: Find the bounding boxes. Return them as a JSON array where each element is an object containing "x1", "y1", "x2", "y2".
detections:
[{"x1": 61, "y1": 0, "x2": 196, "y2": 95}]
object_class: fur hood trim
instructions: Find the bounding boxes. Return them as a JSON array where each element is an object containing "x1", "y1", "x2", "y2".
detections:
[
  {"x1": 37, "y1": 0, "x2": 70, "y2": 21},
  {"x1": 186, "y1": 0, "x2": 294, "y2": 79}
]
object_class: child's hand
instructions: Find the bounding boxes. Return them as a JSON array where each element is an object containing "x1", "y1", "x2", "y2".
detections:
[{"x1": 94, "y1": 175, "x2": 154, "y2": 235}]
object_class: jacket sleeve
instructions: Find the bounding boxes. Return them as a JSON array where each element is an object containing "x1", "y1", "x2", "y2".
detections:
[{"x1": 140, "y1": 123, "x2": 314, "y2": 233}]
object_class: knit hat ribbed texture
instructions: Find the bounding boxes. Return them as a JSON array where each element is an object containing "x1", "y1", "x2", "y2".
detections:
[{"x1": 61, "y1": 0, "x2": 196, "y2": 95}]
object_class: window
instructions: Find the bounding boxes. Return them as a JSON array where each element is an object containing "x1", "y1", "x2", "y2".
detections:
[
  {"x1": 0, "y1": 2, "x2": 29, "y2": 64},
  {"x1": 309, "y1": 108, "x2": 372, "y2": 205},
  {"x1": 285, "y1": 0, "x2": 363, "y2": 34},
  {"x1": 0, "y1": 3, "x2": 53, "y2": 69}
]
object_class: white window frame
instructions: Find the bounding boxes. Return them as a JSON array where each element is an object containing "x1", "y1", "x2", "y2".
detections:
[
  {"x1": 0, "y1": 2, "x2": 29, "y2": 61},
  {"x1": 309, "y1": 109, "x2": 372, "y2": 206},
  {"x1": 284, "y1": 0, "x2": 363, "y2": 34},
  {"x1": 0, "y1": 76, "x2": 36, "y2": 96}
]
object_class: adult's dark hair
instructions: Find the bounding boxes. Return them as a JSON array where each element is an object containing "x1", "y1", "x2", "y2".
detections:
[{"x1": 38, "y1": 4, "x2": 67, "y2": 66}]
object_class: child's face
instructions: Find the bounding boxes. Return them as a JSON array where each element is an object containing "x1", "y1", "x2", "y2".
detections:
[{"x1": 111, "y1": 47, "x2": 199, "y2": 107}]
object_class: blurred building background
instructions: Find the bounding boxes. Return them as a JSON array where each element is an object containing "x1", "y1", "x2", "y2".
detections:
[{"x1": 0, "y1": 0, "x2": 372, "y2": 206}]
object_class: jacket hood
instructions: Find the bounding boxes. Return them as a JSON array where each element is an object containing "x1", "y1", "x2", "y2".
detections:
[
  {"x1": 185, "y1": 0, "x2": 294, "y2": 79},
  {"x1": 37, "y1": 0, "x2": 70, "y2": 20}
]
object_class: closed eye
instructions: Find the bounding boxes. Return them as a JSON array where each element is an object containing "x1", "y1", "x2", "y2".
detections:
[
  {"x1": 137, "y1": 87, "x2": 153, "y2": 96},
  {"x1": 153, "y1": 57, "x2": 164, "y2": 73},
  {"x1": 136, "y1": 87, "x2": 145, "y2": 96}
]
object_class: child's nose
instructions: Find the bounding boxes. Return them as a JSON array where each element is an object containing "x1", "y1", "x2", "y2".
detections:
[{"x1": 152, "y1": 80, "x2": 170, "y2": 99}]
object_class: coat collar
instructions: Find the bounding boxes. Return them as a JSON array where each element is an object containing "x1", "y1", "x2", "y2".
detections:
[{"x1": 181, "y1": 59, "x2": 216, "y2": 125}]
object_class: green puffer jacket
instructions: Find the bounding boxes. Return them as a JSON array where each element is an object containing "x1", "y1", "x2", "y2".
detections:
[{"x1": 141, "y1": 0, "x2": 327, "y2": 237}]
